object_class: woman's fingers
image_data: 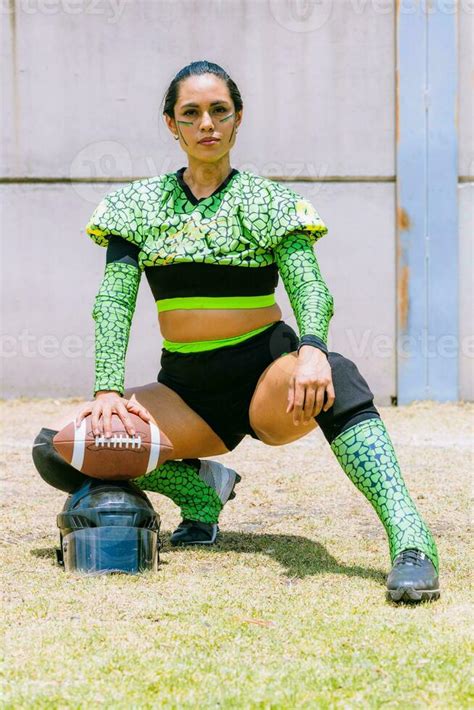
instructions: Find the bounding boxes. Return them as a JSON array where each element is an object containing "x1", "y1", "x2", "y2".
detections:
[
  {"x1": 286, "y1": 377, "x2": 295, "y2": 415},
  {"x1": 101, "y1": 406, "x2": 113, "y2": 438},
  {"x1": 290, "y1": 379, "x2": 335, "y2": 423},
  {"x1": 115, "y1": 403, "x2": 136, "y2": 436},
  {"x1": 74, "y1": 394, "x2": 157, "y2": 439},
  {"x1": 323, "y1": 381, "x2": 336, "y2": 412},
  {"x1": 312, "y1": 384, "x2": 326, "y2": 418},
  {"x1": 287, "y1": 352, "x2": 337, "y2": 424},
  {"x1": 90, "y1": 406, "x2": 103, "y2": 436},
  {"x1": 75, "y1": 402, "x2": 92, "y2": 427},
  {"x1": 292, "y1": 383, "x2": 306, "y2": 425},
  {"x1": 74, "y1": 395, "x2": 145, "y2": 437},
  {"x1": 302, "y1": 388, "x2": 315, "y2": 423},
  {"x1": 127, "y1": 402, "x2": 151, "y2": 421},
  {"x1": 126, "y1": 398, "x2": 157, "y2": 428}
]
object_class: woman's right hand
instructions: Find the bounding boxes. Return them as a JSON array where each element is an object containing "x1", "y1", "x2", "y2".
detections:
[{"x1": 75, "y1": 391, "x2": 156, "y2": 438}]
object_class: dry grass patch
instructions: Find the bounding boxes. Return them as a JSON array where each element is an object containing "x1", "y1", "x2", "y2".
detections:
[{"x1": 1, "y1": 400, "x2": 472, "y2": 708}]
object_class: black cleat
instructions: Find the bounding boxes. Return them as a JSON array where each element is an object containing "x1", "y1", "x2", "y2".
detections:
[
  {"x1": 170, "y1": 520, "x2": 219, "y2": 546},
  {"x1": 170, "y1": 463, "x2": 241, "y2": 546},
  {"x1": 386, "y1": 549, "x2": 440, "y2": 603}
]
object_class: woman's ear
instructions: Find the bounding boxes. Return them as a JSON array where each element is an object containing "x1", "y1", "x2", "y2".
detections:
[
  {"x1": 163, "y1": 114, "x2": 177, "y2": 138},
  {"x1": 235, "y1": 109, "x2": 243, "y2": 131}
]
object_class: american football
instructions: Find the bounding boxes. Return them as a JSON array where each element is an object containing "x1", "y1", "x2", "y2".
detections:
[{"x1": 53, "y1": 413, "x2": 168, "y2": 479}]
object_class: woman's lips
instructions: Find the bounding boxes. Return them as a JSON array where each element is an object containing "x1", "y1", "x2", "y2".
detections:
[{"x1": 199, "y1": 139, "x2": 219, "y2": 145}]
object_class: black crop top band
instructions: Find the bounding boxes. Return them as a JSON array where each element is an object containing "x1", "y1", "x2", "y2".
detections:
[
  {"x1": 105, "y1": 235, "x2": 279, "y2": 302},
  {"x1": 144, "y1": 261, "x2": 278, "y2": 301}
]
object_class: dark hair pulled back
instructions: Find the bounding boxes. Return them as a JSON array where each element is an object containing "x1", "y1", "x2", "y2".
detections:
[{"x1": 162, "y1": 60, "x2": 243, "y2": 118}]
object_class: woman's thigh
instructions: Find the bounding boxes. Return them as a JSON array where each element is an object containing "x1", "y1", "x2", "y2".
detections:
[
  {"x1": 249, "y1": 351, "x2": 318, "y2": 445},
  {"x1": 125, "y1": 382, "x2": 230, "y2": 457},
  {"x1": 44, "y1": 382, "x2": 230, "y2": 459},
  {"x1": 250, "y1": 350, "x2": 378, "y2": 446}
]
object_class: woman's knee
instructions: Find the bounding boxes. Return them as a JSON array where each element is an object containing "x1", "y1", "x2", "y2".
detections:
[
  {"x1": 326, "y1": 352, "x2": 377, "y2": 414},
  {"x1": 315, "y1": 352, "x2": 381, "y2": 444},
  {"x1": 32, "y1": 427, "x2": 90, "y2": 493}
]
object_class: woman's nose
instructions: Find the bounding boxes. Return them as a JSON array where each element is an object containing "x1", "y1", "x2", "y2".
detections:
[{"x1": 199, "y1": 112, "x2": 214, "y2": 129}]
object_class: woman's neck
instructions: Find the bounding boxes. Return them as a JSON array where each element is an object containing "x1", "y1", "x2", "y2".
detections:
[{"x1": 183, "y1": 157, "x2": 233, "y2": 195}]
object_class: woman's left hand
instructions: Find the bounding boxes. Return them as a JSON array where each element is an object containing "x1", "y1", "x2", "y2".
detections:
[{"x1": 286, "y1": 347, "x2": 335, "y2": 425}]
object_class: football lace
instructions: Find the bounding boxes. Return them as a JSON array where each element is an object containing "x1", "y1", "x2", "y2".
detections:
[{"x1": 94, "y1": 433, "x2": 143, "y2": 448}]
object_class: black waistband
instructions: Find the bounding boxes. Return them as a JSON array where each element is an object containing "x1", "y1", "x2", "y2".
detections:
[{"x1": 160, "y1": 320, "x2": 285, "y2": 360}]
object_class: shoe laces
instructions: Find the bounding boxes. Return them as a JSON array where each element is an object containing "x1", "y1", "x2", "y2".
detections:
[{"x1": 394, "y1": 549, "x2": 426, "y2": 567}]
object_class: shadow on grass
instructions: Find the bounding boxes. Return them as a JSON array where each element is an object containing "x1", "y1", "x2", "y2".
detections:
[
  {"x1": 166, "y1": 531, "x2": 386, "y2": 583},
  {"x1": 30, "y1": 534, "x2": 386, "y2": 583},
  {"x1": 31, "y1": 548, "x2": 55, "y2": 559}
]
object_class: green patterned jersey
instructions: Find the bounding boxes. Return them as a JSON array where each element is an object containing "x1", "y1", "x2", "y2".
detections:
[{"x1": 86, "y1": 168, "x2": 334, "y2": 395}]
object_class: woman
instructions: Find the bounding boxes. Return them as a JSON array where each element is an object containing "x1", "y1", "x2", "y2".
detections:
[{"x1": 32, "y1": 60, "x2": 439, "y2": 602}]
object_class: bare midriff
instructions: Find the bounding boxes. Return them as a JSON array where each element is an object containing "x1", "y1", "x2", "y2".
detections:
[{"x1": 158, "y1": 303, "x2": 283, "y2": 342}]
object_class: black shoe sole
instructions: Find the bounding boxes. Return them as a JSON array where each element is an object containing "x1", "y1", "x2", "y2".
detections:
[
  {"x1": 386, "y1": 587, "x2": 440, "y2": 603},
  {"x1": 170, "y1": 523, "x2": 219, "y2": 547}
]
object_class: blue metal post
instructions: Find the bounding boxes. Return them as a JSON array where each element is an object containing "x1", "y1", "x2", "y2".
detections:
[{"x1": 396, "y1": 3, "x2": 458, "y2": 403}]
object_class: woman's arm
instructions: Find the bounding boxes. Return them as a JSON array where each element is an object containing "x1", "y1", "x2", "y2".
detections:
[
  {"x1": 273, "y1": 232, "x2": 335, "y2": 422},
  {"x1": 92, "y1": 235, "x2": 141, "y2": 397},
  {"x1": 272, "y1": 232, "x2": 334, "y2": 351}
]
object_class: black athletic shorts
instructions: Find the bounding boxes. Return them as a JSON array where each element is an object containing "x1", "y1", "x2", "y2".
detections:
[{"x1": 157, "y1": 320, "x2": 379, "y2": 451}]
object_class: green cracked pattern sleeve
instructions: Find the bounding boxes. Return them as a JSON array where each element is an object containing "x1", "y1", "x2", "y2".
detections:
[
  {"x1": 273, "y1": 232, "x2": 334, "y2": 344},
  {"x1": 266, "y1": 183, "x2": 334, "y2": 343},
  {"x1": 85, "y1": 184, "x2": 145, "y2": 397},
  {"x1": 92, "y1": 261, "x2": 141, "y2": 396}
]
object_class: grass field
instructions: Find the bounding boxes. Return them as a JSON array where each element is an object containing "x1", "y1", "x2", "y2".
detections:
[{"x1": 1, "y1": 399, "x2": 472, "y2": 708}]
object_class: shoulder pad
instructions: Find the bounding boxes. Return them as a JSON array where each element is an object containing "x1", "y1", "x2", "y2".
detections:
[
  {"x1": 85, "y1": 177, "x2": 164, "y2": 248},
  {"x1": 264, "y1": 180, "x2": 328, "y2": 246}
]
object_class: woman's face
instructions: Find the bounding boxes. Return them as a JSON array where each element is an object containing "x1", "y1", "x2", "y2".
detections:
[{"x1": 166, "y1": 73, "x2": 242, "y2": 163}]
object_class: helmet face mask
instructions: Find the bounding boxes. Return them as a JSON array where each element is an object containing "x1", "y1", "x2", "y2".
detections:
[{"x1": 57, "y1": 480, "x2": 160, "y2": 576}]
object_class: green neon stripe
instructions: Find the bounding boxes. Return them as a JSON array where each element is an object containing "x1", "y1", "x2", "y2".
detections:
[
  {"x1": 156, "y1": 294, "x2": 276, "y2": 313},
  {"x1": 219, "y1": 112, "x2": 235, "y2": 123},
  {"x1": 162, "y1": 322, "x2": 276, "y2": 353}
]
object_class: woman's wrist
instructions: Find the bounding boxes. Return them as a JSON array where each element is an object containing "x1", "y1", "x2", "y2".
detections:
[
  {"x1": 94, "y1": 389, "x2": 123, "y2": 398},
  {"x1": 298, "y1": 344, "x2": 328, "y2": 359},
  {"x1": 297, "y1": 335, "x2": 329, "y2": 358}
]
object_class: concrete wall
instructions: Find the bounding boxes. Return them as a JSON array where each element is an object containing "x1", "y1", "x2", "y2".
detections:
[{"x1": 1, "y1": 0, "x2": 472, "y2": 402}]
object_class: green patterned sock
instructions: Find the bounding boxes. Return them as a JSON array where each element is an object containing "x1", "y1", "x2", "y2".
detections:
[
  {"x1": 330, "y1": 417, "x2": 439, "y2": 572},
  {"x1": 133, "y1": 459, "x2": 223, "y2": 524}
]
